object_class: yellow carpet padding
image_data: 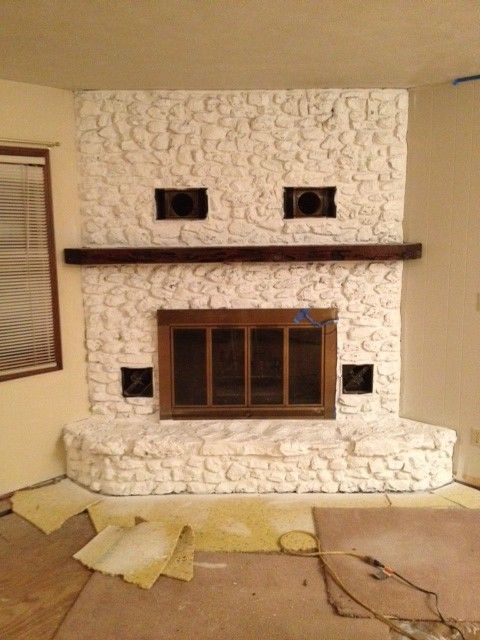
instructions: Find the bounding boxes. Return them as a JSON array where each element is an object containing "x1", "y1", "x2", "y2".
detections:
[
  {"x1": 73, "y1": 521, "x2": 193, "y2": 588},
  {"x1": 162, "y1": 524, "x2": 195, "y2": 581},
  {"x1": 11, "y1": 480, "x2": 468, "y2": 556},
  {"x1": 386, "y1": 491, "x2": 457, "y2": 508},
  {"x1": 11, "y1": 479, "x2": 101, "y2": 534},
  {"x1": 433, "y1": 482, "x2": 480, "y2": 508},
  {"x1": 87, "y1": 492, "x2": 391, "y2": 553}
]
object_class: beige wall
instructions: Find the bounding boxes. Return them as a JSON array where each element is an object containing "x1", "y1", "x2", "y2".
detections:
[
  {"x1": 402, "y1": 81, "x2": 480, "y2": 481},
  {"x1": 0, "y1": 79, "x2": 89, "y2": 494}
]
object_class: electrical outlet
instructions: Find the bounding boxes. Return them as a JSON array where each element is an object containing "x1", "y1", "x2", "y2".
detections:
[{"x1": 471, "y1": 429, "x2": 480, "y2": 446}]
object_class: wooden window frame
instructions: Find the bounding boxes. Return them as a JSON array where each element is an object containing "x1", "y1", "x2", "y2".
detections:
[
  {"x1": 0, "y1": 146, "x2": 62, "y2": 382},
  {"x1": 157, "y1": 308, "x2": 337, "y2": 419}
]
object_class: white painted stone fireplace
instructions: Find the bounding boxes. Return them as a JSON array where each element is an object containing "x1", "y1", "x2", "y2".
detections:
[{"x1": 63, "y1": 88, "x2": 456, "y2": 494}]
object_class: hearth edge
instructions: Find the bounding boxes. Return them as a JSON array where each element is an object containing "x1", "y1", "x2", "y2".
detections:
[{"x1": 64, "y1": 417, "x2": 456, "y2": 495}]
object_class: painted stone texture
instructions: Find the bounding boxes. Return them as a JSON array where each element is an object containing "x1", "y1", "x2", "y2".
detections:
[
  {"x1": 64, "y1": 417, "x2": 456, "y2": 495},
  {"x1": 75, "y1": 89, "x2": 407, "y2": 419},
  {"x1": 70, "y1": 90, "x2": 457, "y2": 496},
  {"x1": 76, "y1": 89, "x2": 407, "y2": 248}
]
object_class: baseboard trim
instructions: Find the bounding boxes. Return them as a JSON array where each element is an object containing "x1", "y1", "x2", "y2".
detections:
[
  {"x1": 0, "y1": 474, "x2": 66, "y2": 504},
  {"x1": 456, "y1": 475, "x2": 480, "y2": 490}
]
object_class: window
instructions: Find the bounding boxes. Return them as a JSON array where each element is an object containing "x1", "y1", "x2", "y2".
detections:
[
  {"x1": 0, "y1": 147, "x2": 62, "y2": 381},
  {"x1": 157, "y1": 309, "x2": 337, "y2": 419}
]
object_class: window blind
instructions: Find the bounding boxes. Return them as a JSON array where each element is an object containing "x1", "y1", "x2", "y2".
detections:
[{"x1": 0, "y1": 149, "x2": 62, "y2": 380}]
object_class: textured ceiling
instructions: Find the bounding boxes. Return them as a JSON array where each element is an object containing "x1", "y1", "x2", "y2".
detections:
[{"x1": 0, "y1": 0, "x2": 479, "y2": 90}]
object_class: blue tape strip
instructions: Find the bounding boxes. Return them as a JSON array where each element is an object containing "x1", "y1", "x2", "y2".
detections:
[{"x1": 293, "y1": 308, "x2": 338, "y2": 328}]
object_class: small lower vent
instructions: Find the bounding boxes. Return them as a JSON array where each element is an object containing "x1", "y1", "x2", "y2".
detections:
[
  {"x1": 342, "y1": 364, "x2": 373, "y2": 394},
  {"x1": 121, "y1": 367, "x2": 153, "y2": 397}
]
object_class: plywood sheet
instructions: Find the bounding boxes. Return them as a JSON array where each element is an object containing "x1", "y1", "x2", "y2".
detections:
[
  {"x1": 0, "y1": 513, "x2": 94, "y2": 640},
  {"x1": 54, "y1": 552, "x2": 390, "y2": 640}
]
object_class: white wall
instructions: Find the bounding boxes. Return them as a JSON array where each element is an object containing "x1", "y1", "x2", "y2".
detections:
[
  {"x1": 401, "y1": 81, "x2": 480, "y2": 481},
  {"x1": 0, "y1": 79, "x2": 89, "y2": 494}
]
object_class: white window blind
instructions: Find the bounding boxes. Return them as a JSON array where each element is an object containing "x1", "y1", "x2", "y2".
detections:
[{"x1": 0, "y1": 149, "x2": 62, "y2": 381}]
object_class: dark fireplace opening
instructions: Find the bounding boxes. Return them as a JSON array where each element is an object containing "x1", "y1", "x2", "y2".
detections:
[{"x1": 157, "y1": 309, "x2": 337, "y2": 419}]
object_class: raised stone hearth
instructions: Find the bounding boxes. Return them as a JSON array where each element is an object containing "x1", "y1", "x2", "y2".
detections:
[{"x1": 64, "y1": 418, "x2": 456, "y2": 495}]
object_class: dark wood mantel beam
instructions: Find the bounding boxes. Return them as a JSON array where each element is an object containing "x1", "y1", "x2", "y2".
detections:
[{"x1": 64, "y1": 243, "x2": 422, "y2": 265}]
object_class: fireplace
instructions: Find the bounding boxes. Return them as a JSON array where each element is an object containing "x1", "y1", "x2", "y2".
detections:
[
  {"x1": 61, "y1": 88, "x2": 457, "y2": 496},
  {"x1": 157, "y1": 308, "x2": 337, "y2": 419},
  {"x1": 73, "y1": 88, "x2": 413, "y2": 422}
]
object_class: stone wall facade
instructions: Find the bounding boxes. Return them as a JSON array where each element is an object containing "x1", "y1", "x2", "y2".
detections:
[
  {"x1": 75, "y1": 88, "x2": 408, "y2": 419},
  {"x1": 83, "y1": 261, "x2": 402, "y2": 419},
  {"x1": 64, "y1": 417, "x2": 456, "y2": 495}
]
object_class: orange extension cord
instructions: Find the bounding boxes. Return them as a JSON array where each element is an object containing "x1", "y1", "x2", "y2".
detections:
[{"x1": 278, "y1": 530, "x2": 465, "y2": 640}]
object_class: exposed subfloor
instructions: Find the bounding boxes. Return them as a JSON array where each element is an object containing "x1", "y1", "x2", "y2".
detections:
[{"x1": 1, "y1": 482, "x2": 480, "y2": 639}]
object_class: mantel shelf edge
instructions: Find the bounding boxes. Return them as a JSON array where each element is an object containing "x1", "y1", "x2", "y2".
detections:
[{"x1": 64, "y1": 243, "x2": 422, "y2": 265}]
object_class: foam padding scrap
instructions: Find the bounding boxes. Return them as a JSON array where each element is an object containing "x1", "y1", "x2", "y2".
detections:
[
  {"x1": 88, "y1": 500, "x2": 136, "y2": 532},
  {"x1": 278, "y1": 529, "x2": 318, "y2": 554},
  {"x1": 162, "y1": 524, "x2": 195, "y2": 581},
  {"x1": 88, "y1": 495, "x2": 315, "y2": 552},
  {"x1": 11, "y1": 478, "x2": 101, "y2": 534},
  {"x1": 303, "y1": 493, "x2": 390, "y2": 508},
  {"x1": 433, "y1": 482, "x2": 480, "y2": 508},
  {"x1": 74, "y1": 521, "x2": 189, "y2": 589},
  {"x1": 386, "y1": 491, "x2": 457, "y2": 508},
  {"x1": 193, "y1": 498, "x2": 279, "y2": 552},
  {"x1": 86, "y1": 493, "x2": 391, "y2": 554}
]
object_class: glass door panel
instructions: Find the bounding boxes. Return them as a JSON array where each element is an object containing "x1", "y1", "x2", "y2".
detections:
[
  {"x1": 173, "y1": 328, "x2": 207, "y2": 405},
  {"x1": 212, "y1": 328, "x2": 245, "y2": 405},
  {"x1": 288, "y1": 328, "x2": 322, "y2": 404},
  {"x1": 250, "y1": 328, "x2": 284, "y2": 405}
]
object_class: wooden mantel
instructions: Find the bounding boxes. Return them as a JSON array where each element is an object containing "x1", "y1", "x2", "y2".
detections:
[{"x1": 64, "y1": 243, "x2": 421, "y2": 265}]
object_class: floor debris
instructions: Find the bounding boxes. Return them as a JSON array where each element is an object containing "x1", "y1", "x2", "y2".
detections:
[
  {"x1": 11, "y1": 479, "x2": 100, "y2": 534},
  {"x1": 73, "y1": 521, "x2": 193, "y2": 588},
  {"x1": 3, "y1": 482, "x2": 480, "y2": 639},
  {"x1": 433, "y1": 483, "x2": 480, "y2": 509},
  {"x1": 87, "y1": 491, "x2": 393, "y2": 552},
  {"x1": 162, "y1": 524, "x2": 195, "y2": 581}
]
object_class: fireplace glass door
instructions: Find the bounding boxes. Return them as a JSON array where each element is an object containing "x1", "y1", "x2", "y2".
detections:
[
  {"x1": 212, "y1": 328, "x2": 245, "y2": 405},
  {"x1": 158, "y1": 309, "x2": 337, "y2": 419}
]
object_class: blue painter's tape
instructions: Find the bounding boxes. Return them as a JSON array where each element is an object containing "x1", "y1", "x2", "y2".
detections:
[{"x1": 293, "y1": 308, "x2": 338, "y2": 329}]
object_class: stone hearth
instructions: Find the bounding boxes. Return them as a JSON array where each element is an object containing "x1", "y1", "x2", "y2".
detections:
[{"x1": 64, "y1": 417, "x2": 456, "y2": 495}]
